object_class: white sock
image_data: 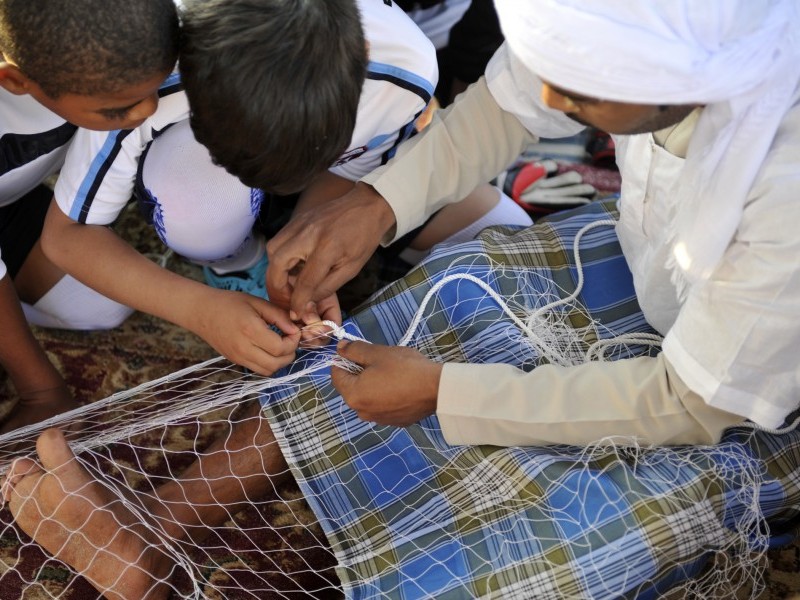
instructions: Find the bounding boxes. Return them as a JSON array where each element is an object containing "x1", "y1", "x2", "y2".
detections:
[
  {"x1": 399, "y1": 189, "x2": 532, "y2": 265},
  {"x1": 204, "y1": 235, "x2": 266, "y2": 275},
  {"x1": 22, "y1": 275, "x2": 134, "y2": 330}
]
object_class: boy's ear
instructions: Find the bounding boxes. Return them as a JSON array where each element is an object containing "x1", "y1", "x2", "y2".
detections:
[{"x1": 0, "y1": 62, "x2": 34, "y2": 95}]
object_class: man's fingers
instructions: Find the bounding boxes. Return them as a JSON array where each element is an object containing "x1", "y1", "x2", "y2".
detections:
[
  {"x1": 265, "y1": 212, "x2": 320, "y2": 287},
  {"x1": 291, "y1": 253, "x2": 353, "y2": 318},
  {"x1": 267, "y1": 182, "x2": 395, "y2": 316},
  {"x1": 265, "y1": 255, "x2": 300, "y2": 309},
  {"x1": 266, "y1": 281, "x2": 291, "y2": 311},
  {"x1": 336, "y1": 340, "x2": 373, "y2": 366},
  {"x1": 265, "y1": 226, "x2": 308, "y2": 301},
  {"x1": 299, "y1": 323, "x2": 333, "y2": 348},
  {"x1": 330, "y1": 363, "x2": 358, "y2": 397},
  {"x1": 317, "y1": 294, "x2": 342, "y2": 326}
]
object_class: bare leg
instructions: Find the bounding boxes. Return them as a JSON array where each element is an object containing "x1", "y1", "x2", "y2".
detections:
[
  {"x1": 0, "y1": 385, "x2": 80, "y2": 436},
  {"x1": 4, "y1": 401, "x2": 289, "y2": 598},
  {"x1": 0, "y1": 268, "x2": 79, "y2": 436},
  {"x1": 408, "y1": 183, "x2": 500, "y2": 251},
  {"x1": 144, "y1": 400, "x2": 290, "y2": 541}
]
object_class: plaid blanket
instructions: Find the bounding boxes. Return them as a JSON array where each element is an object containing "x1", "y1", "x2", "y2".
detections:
[{"x1": 259, "y1": 201, "x2": 800, "y2": 599}]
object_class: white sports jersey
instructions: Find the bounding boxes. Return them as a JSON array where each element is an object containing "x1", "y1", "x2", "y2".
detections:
[
  {"x1": 403, "y1": 0, "x2": 472, "y2": 50},
  {"x1": 0, "y1": 89, "x2": 74, "y2": 207},
  {"x1": 55, "y1": 72, "x2": 188, "y2": 225},
  {"x1": 0, "y1": 89, "x2": 76, "y2": 279},
  {"x1": 330, "y1": 0, "x2": 438, "y2": 181},
  {"x1": 55, "y1": 0, "x2": 437, "y2": 227}
]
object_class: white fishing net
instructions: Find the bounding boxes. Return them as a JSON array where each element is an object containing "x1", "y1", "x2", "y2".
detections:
[{"x1": 0, "y1": 219, "x2": 793, "y2": 600}]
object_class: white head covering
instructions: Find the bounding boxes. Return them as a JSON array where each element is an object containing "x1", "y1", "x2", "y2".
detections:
[{"x1": 494, "y1": 0, "x2": 800, "y2": 288}]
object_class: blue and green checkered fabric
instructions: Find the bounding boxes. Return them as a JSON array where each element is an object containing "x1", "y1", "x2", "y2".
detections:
[{"x1": 259, "y1": 201, "x2": 800, "y2": 599}]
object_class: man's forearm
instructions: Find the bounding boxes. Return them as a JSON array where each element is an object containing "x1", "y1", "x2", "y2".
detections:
[
  {"x1": 437, "y1": 354, "x2": 744, "y2": 447},
  {"x1": 362, "y1": 76, "x2": 536, "y2": 243}
]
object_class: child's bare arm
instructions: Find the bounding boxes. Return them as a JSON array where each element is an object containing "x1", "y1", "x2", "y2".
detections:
[
  {"x1": 0, "y1": 275, "x2": 76, "y2": 433},
  {"x1": 42, "y1": 202, "x2": 300, "y2": 375}
]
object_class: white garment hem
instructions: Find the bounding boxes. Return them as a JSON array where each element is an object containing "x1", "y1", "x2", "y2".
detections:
[{"x1": 663, "y1": 333, "x2": 786, "y2": 430}]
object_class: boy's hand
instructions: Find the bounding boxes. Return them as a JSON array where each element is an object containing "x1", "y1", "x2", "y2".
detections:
[
  {"x1": 267, "y1": 264, "x2": 343, "y2": 348},
  {"x1": 0, "y1": 385, "x2": 79, "y2": 436},
  {"x1": 192, "y1": 288, "x2": 301, "y2": 376},
  {"x1": 266, "y1": 182, "x2": 396, "y2": 322},
  {"x1": 331, "y1": 341, "x2": 442, "y2": 427}
]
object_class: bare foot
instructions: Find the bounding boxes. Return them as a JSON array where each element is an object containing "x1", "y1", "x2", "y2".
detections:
[{"x1": 3, "y1": 428, "x2": 174, "y2": 600}]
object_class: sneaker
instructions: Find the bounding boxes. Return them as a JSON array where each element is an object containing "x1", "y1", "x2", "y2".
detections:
[{"x1": 203, "y1": 251, "x2": 269, "y2": 299}]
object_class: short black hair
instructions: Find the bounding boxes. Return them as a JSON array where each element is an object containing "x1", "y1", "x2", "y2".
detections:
[
  {"x1": 179, "y1": 0, "x2": 368, "y2": 194},
  {"x1": 0, "y1": 0, "x2": 179, "y2": 98}
]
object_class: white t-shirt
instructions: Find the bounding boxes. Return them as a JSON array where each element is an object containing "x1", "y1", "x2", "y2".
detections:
[
  {"x1": 328, "y1": 0, "x2": 437, "y2": 181},
  {"x1": 0, "y1": 89, "x2": 76, "y2": 279},
  {"x1": 55, "y1": 0, "x2": 437, "y2": 226}
]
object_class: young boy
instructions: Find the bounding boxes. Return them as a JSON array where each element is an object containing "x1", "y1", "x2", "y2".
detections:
[
  {"x1": 44, "y1": 0, "x2": 530, "y2": 374},
  {"x1": 177, "y1": 0, "x2": 527, "y2": 267},
  {"x1": 0, "y1": 0, "x2": 179, "y2": 431}
]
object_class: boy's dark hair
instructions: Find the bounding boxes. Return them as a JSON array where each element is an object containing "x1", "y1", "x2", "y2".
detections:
[
  {"x1": 0, "y1": 0, "x2": 179, "y2": 98},
  {"x1": 180, "y1": 0, "x2": 368, "y2": 194}
]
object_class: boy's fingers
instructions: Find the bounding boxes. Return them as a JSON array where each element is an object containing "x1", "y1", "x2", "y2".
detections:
[
  {"x1": 252, "y1": 300, "x2": 300, "y2": 335},
  {"x1": 278, "y1": 330, "x2": 302, "y2": 352},
  {"x1": 265, "y1": 312, "x2": 300, "y2": 336},
  {"x1": 247, "y1": 329, "x2": 299, "y2": 365},
  {"x1": 244, "y1": 343, "x2": 297, "y2": 376}
]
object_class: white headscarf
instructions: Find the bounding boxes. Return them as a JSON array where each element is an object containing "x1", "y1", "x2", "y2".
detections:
[{"x1": 494, "y1": 0, "x2": 800, "y2": 288}]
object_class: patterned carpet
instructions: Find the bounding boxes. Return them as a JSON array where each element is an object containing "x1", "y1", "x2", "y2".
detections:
[{"x1": 0, "y1": 205, "x2": 797, "y2": 599}]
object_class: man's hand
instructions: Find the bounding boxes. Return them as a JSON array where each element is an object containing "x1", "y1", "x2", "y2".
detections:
[
  {"x1": 331, "y1": 341, "x2": 442, "y2": 426},
  {"x1": 188, "y1": 287, "x2": 301, "y2": 376},
  {"x1": 266, "y1": 182, "x2": 396, "y2": 322}
]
